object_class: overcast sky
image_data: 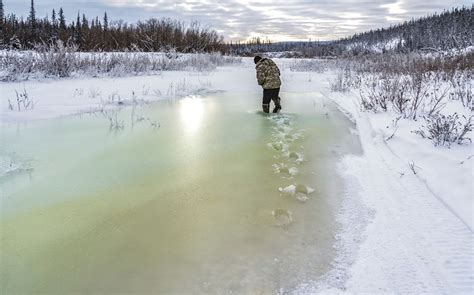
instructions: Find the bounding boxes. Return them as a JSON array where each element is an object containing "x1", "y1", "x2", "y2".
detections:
[{"x1": 5, "y1": 0, "x2": 471, "y2": 41}]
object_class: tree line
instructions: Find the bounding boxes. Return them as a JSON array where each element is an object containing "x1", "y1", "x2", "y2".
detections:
[
  {"x1": 0, "y1": 0, "x2": 226, "y2": 52},
  {"x1": 230, "y1": 5, "x2": 473, "y2": 57},
  {"x1": 1, "y1": 1, "x2": 471, "y2": 55},
  {"x1": 338, "y1": 5, "x2": 473, "y2": 54}
]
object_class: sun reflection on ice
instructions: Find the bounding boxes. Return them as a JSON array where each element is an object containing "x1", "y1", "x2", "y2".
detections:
[{"x1": 179, "y1": 96, "x2": 205, "y2": 135}]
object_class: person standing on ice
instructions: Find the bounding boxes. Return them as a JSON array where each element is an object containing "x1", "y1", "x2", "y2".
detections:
[{"x1": 254, "y1": 56, "x2": 282, "y2": 113}]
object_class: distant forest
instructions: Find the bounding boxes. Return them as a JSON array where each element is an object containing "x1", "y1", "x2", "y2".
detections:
[
  {"x1": 338, "y1": 6, "x2": 473, "y2": 52},
  {"x1": 0, "y1": 1, "x2": 472, "y2": 56},
  {"x1": 0, "y1": 0, "x2": 225, "y2": 52},
  {"x1": 230, "y1": 5, "x2": 474, "y2": 56}
]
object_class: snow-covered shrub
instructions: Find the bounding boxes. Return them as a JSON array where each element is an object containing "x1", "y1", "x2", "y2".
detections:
[
  {"x1": 35, "y1": 41, "x2": 78, "y2": 78},
  {"x1": 359, "y1": 76, "x2": 378, "y2": 111},
  {"x1": 195, "y1": 52, "x2": 242, "y2": 68},
  {"x1": 348, "y1": 51, "x2": 473, "y2": 119},
  {"x1": 0, "y1": 46, "x2": 241, "y2": 81},
  {"x1": 88, "y1": 87, "x2": 102, "y2": 99},
  {"x1": 406, "y1": 71, "x2": 429, "y2": 119},
  {"x1": 426, "y1": 79, "x2": 450, "y2": 116},
  {"x1": 0, "y1": 51, "x2": 35, "y2": 81},
  {"x1": 1, "y1": 42, "x2": 79, "y2": 80},
  {"x1": 414, "y1": 113, "x2": 473, "y2": 147},
  {"x1": 165, "y1": 78, "x2": 212, "y2": 98},
  {"x1": 449, "y1": 72, "x2": 473, "y2": 110},
  {"x1": 339, "y1": 51, "x2": 473, "y2": 80},
  {"x1": 359, "y1": 75, "x2": 407, "y2": 113},
  {"x1": 330, "y1": 68, "x2": 354, "y2": 92},
  {"x1": 391, "y1": 78, "x2": 411, "y2": 116},
  {"x1": 288, "y1": 59, "x2": 328, "y2": 72},
  {"x1": 7, "y1": 88, "x2": 35, "y2": 111},
  {"x1": 358, "y1": 72, "x2": 454, "y2": 118}
]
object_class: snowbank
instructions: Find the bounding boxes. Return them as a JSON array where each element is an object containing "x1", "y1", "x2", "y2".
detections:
[
  {"x1": 318, "y1": 85, "x2": 474, "y2": 293},
  {"x1": 328, "y1": 87, "x2": 473, "y2": 230}
]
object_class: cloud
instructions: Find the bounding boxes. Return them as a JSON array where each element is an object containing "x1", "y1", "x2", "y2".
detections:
[{"x1": 6, "y1": 0, "x2": 471, "y2": 41}]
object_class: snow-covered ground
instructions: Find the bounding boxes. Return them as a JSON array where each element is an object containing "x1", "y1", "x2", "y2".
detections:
[
  {"x1": 316, "y1": 89, "x2": 474, "y2": 293},
  {"x1": 345, "y1": 37, "x2": 405, "y2": 54},
  {"x1": 1, "y1": 57, "x2": 473, "y2": 293}
]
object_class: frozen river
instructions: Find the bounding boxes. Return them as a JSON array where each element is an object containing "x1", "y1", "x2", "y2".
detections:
[{"x1": 1, "y1": 91, "x2": 360, "y2": 293}]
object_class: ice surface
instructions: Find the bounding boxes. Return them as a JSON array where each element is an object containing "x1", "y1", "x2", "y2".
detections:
[
  {"x1": 1, "y1": 90, "x2": 351, "y2": 294},
  {"x1": 272, "y1": 208, "x2": 293, "y2": 226}
]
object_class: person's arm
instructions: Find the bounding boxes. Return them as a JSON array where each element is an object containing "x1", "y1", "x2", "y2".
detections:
[
  {"x1": 256, "y1": 65, "x2": 266, "y2": 86},
  {"x1": 271, "y1": 60, "x2": 280, "y2": 76}
]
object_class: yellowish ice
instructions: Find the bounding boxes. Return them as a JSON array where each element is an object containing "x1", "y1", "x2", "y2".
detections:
[{"x1": 1, "y1": 92, "x2": 360, "y2": 293}]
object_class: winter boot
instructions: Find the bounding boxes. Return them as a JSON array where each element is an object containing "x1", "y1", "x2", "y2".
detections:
[
  {"x1": 262, "y1": 103, "x2": 270, "y2": 113},
  {"x1": 272, "y1": 97, "x2": 282, "y2": 113}
]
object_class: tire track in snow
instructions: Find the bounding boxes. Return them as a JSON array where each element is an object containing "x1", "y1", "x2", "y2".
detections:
[
  {"x1": 305, "y1": 111, "x2": 474, "y2": 293},
  {"x1": 339, "y1": 115, "x2": 474, "y2": 293}
]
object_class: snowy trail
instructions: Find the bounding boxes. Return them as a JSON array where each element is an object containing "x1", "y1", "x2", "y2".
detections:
[{"x1": 332, "y1": 107, "x2": 474, "y2": 293}]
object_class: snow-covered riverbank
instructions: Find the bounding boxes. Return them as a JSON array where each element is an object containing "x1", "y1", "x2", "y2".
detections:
[
  {"x1": 316, "y1": 89, "x2": 473, "y2": 293},
  {"x1": 1, "y1": 57, "x2": 472, "y2": 293}
]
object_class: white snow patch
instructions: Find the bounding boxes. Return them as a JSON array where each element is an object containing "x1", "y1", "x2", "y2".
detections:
[{"x1": 308, "y1": 85, "x2": 474, "y2": 293}]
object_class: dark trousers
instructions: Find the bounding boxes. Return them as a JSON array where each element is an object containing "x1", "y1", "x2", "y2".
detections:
[{"x1": 262, "y1": 88, "x2": 281, "y2": 113}]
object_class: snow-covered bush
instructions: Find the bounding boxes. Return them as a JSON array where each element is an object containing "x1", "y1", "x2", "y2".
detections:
[
  {"x1": 405, "y1": 71, "x2": 429, "y2": 119},
  {"x1": 330, "y1": 68, "x2": 356, "y2": 92},
  {"x1": 344, "y1": 50, "x2": 473, "y2": 121},
  {"x1": 0, "y1": 45, "x2": 241, "y2": 81},
  {"x1": 165, "y1": 78, "x2": 212, "y2": 98},
  {"x1": 359, "y1": 75, "x2": 407, "y2": 113},
  {"x1": 391, "y1": 78, "x2": 411, "y2": 115},
  {"x1": 288, "y1": 59, "x2": 329, "y2": 72},
  {"x1": 426, "y1": 80, "x2": 451, "y2": 116},
  {"x1": 339, "y1": 51, "x2": 473, "y2": 79},
  {"x1": 449, "y1": 72, "x2": 473, "y2": 110},
  {"x1": 7, "y1": 87, "x2": 35, "y2": 111},
  {"x1": 414, "y1": 113, "x2": 473, "y2": 147},
  {"x1": 358, "y1": 72, "x2": 455, "y2": 119},
  {"x1": 35, "y1": 41, "x2": 78, "y2": 78},
  {"x1": 405, "y1": 72, "x2": 448, "y2": 119}
]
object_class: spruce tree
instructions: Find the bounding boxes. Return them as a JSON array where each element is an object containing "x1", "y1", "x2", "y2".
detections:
[
  {"x1": 95, "y1": 16, "x2": 101, "y2": 29},
  {"x1": 76, "y1": 12, "x2": 80, "y2": 28},
  {"x1": 103, "y1": 12, "x2": 108, "y2": 31},
  {"x1": 51, "y1": 9, "x2": 56, "y2": 27},
  {"x1": 58, "y1": 7, "x2": 66, "y2": 43},
  {"x1": 0, "y1": 0, "x2": 4, "y2": 26},
  {"x1": 75, "y1": 12, "x2": 82, "y2": 47},
  {"x1": 27, "y1": 0, "x2": 37, "y2": 43},
  {"x1": 28, "y1": 0, "x2": 36, "y2": 27},
  {"x1": 58, "y1": 7, "x2": 66, "y2": 30},
  {"x1": 82, "y1": 14, "x2": 88, "y2": 30},
  {"x1": 51, "y1": 9, "x2": 58, "y2": 40}
]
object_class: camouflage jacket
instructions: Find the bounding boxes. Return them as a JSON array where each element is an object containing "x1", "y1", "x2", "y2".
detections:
[{"x1": 256, "y1": 58, "x2": 281, "y2": 89}]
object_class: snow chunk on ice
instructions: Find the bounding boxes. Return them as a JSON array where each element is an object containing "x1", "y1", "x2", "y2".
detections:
[{"x1": 279, "y1": 184, "x2": 315, "y2": 196}]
